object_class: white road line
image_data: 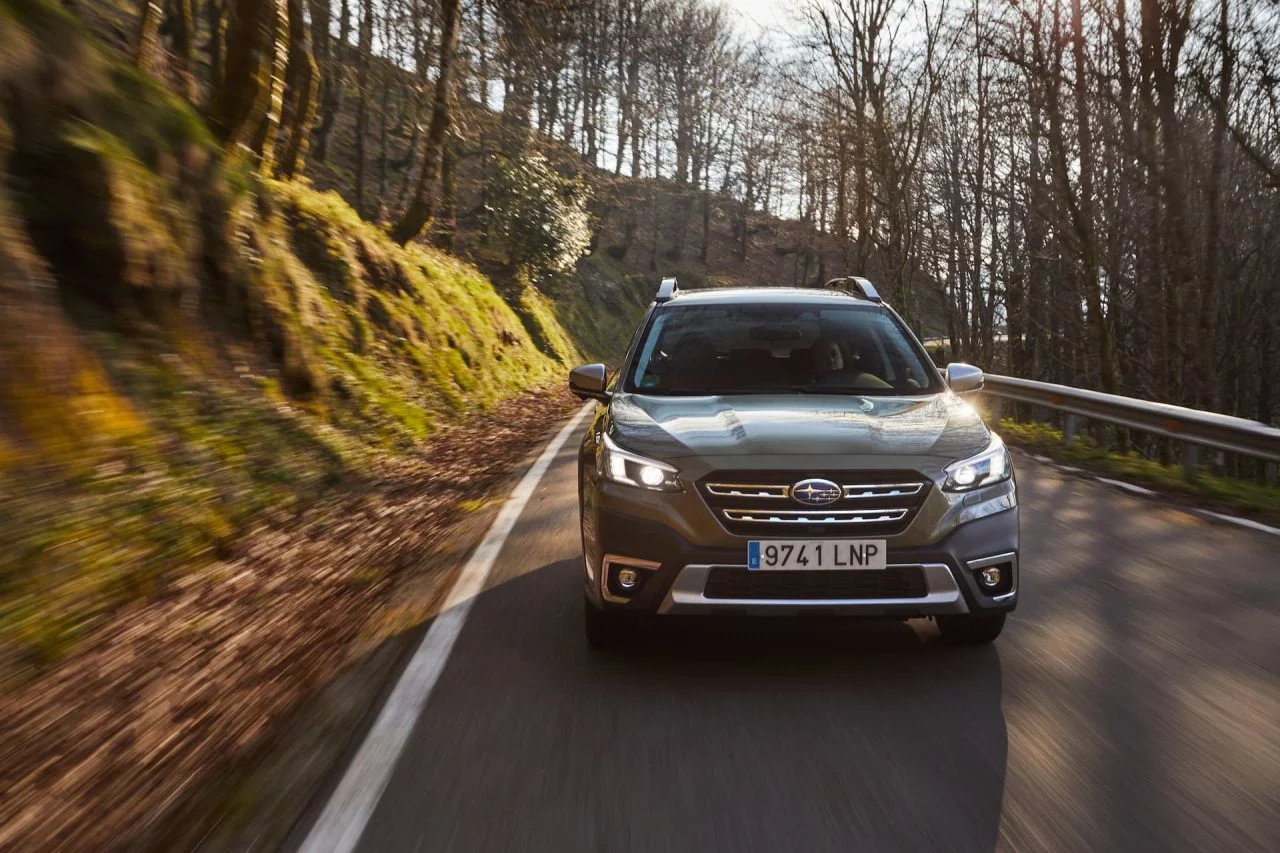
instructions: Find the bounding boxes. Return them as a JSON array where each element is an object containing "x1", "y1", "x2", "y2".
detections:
[
  {"x1": 1196, "y1": 509, "x2": 1280, "y2": 538},
  {"x1": 1095, "y1": 477, "x2": 1158, "y2": 497},
  {"x1": 297, "y1": 403, "x2": 594, "y2": 853}
]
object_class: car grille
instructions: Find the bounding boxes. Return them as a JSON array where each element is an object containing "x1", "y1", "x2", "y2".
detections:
[
  {"x1": 703, "y1": 567, "x2": 928, "y2": 600},
  {"x1": 699, "y1": 470, "x2": 930, "y2": 536}
]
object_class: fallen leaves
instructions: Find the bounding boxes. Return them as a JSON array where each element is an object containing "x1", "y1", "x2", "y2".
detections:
[{"x1": 0, "y1": 386, "x2": 580, "y2": 853}]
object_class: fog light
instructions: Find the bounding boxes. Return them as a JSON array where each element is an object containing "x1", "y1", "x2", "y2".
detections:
[
  {"x1": 616, "y1": 568, "x2": 639, "y2": 589},
  {"x1": 979, "y1": 566, "x2": 1002, "y2": 588}
]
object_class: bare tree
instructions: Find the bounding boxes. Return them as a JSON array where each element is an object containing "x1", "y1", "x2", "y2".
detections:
[{"x1": 391, "y1": 0, "x2": 464, "y2": 244}]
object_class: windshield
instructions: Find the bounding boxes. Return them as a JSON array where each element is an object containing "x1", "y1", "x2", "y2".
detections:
[{"x1": 625, "y1": 302, "x2": 943, "y2": 396}]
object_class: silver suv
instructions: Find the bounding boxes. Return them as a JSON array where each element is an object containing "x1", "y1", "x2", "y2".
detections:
[{"x1": 570, "y1": 278, "x2": 1019, "y2": 647}]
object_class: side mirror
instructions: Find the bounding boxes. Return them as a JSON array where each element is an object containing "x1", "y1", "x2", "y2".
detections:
[
  {"x1": 946, "y1": 362, "x2": 985, "y2": 394},
  {"x1": 569, "y1": 363, "x2": 610, "y2": 402}
]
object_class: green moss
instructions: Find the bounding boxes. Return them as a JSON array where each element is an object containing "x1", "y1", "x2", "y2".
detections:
[
  {"x1": 541, "y1": 259, "x2": 651, "y2": 364},
  {"x1": 100, "y1": 61, "x2": 215, "y2": 156},
  {"x1": 0, "y1": 0, "x2": 620, "y2": 678},
  {"x1": 0, "y1": 177, "x2": 576, "y2": 674},
  {"x1": 997, "y1": 418, "x2": 1280, "y2": 521}
]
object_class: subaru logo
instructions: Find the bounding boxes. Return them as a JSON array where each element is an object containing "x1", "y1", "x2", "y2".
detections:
[{"x1": 791, "y1": 478, "x2": 842, "y2": 506}]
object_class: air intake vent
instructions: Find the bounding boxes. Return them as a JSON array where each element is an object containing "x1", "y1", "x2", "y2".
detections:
[{"x1": 703, "y1": 566, "x2": 928, "y2": 599}]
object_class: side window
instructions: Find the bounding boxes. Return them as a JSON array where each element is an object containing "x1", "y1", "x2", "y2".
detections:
[
  {"x1": 631, "y1": 314, "x2": 667, "y2": 389},
  {"x1": 611, "y1": 307, "x2": 654, "y2": 390}
]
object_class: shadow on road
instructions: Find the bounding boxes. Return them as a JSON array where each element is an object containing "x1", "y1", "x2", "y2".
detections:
[
  {"x1": 1008, "y1": 467, "x2": 1280, "y2": 851},
  {"x1": 352, "y1": 557, "x2": 1009, "y2": 853}
]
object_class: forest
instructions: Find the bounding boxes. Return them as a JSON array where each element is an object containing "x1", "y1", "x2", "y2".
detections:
[{"x1": 109, "y1": 0, "x2": 1280, "y2": 427}]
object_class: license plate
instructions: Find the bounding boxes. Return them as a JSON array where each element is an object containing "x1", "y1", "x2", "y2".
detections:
[{"x1": 748, "y1": 540, "x2": 887, "y2": 571}]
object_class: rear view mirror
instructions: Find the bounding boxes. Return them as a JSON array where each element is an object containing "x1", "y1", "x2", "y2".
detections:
[
  {"x1": 569, "y1": 363, "x2": 610, "y2": 402},
  {"x1": 946, "y1": 363, "x2": 984, "y2": 394}
]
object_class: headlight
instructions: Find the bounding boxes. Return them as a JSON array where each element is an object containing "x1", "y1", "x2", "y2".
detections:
[
  {"x1": 601, "y1": 432, "x2": 682, "y2": 492},
  {"x1": 943, "y1": 437, "x2": 1012, "y2": 492}
]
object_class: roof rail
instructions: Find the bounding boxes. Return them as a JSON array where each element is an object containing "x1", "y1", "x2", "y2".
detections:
[
  {"x1": 823, "y1": 276, "x2": 883, "y2": 304},
  {"x1": 655, "y1": 276, "x2": 678, "y2": 303}
]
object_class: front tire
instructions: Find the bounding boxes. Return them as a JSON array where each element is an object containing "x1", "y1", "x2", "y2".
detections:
[
  {"x1": 936, "y1": 612, "x2": 1006, "y2": 645},
  {"x1": 584, "y1": 598, "x2": 636, "y2": 649}
]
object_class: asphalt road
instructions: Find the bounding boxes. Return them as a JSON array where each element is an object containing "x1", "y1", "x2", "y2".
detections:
[{"x1": 321, "y1": 423, "x2": 1280, "y2": 852}]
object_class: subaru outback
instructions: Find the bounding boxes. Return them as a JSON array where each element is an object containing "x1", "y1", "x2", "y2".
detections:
[{"x1": 570, "y1": 277, "x2": 1018, "y2": 647}]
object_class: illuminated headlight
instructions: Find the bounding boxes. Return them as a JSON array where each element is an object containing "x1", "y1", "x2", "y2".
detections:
[
  {"x1": 602, "y1": 432, "x2": 682, "y2": 492},
  {"x1": 943, "y1": 437, "x2": 1012, "y2": 492}
]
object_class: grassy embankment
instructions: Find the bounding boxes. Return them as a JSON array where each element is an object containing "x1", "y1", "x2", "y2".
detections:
[
  {"x1": 0, "y1": 0, "x2": 647, "y2": 679},
  {"x1": 996, "y1": 419, "x2": 1280, "y2": 523}
]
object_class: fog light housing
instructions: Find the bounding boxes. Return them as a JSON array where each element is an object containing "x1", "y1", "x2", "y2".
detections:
[
  {"x1": 979, "y1": 566, "x2": 1002, "y2": 588},
  {"x1": 601, "y1": 555, "x2": 662, "y2": 604}
]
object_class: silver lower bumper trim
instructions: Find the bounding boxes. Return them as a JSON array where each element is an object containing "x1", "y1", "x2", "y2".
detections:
[{"x1": 656, "y1": 563, "x2": 969, "y2": 615}]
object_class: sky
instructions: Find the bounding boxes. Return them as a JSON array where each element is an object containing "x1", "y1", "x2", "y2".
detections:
[{"x1": 723, "y1": 0, "x2": 804, "y2": 41}]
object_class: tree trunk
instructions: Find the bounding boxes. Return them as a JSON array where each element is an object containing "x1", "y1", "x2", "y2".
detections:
[
  {"x1": 248, "y1": 0, "x2": 290, "y2": 174},
  {"x1": 170, "y1": 0, "x2": 195, "y2": 97},
  {"x1": 1200, "y1": 0, "x2": 1232, "y2": 412},
  {"x1": 376, "y1": 66, "x2": 392, "y2": 215},
  {"x1": 311, "y1": 0, "x2": 348, "y2": 164},
  {"x1": 276, "y1": 0, "x2": 319, "y2": 178},
  {"x1": 207, "y1": 0, "x2": 227, "y2": 94},
  {"x1": 352, "y1": 0, "x2": 373, "y2": 216},
  {"x1": 476, "y1": 0, "x2": 489, "y2": 109},
  {"x1": 208, "y1": 0, "x2": 278, "y2": 151},
  {"x1": 133, "y1": 1, "x2": 163, "y2": 73},
  {"x1": 389, "y1": 0, "x2": 463, "y2": 245},
  {"x1": 1071, "y1": 0, "x2": 1117, "y2": 392},
  {"x1": 438, "y1": 136, "x2": 458, "y2": 252}
]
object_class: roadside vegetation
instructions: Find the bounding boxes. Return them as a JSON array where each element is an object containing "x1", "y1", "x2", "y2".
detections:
[
  {"x1": 0, "y1": 0, "x2": 640, "y2": 681},
  {"x1": 0, "y1": 3, "x2": 650, "y2": 844},
  {"x1": 996, "y1": 419, "x2": 1280, "y2": 524}
]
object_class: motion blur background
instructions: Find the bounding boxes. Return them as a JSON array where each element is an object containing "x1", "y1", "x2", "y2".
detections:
[{"x1": 0, "y1": 0, "x2": 1277, "y2": 849}]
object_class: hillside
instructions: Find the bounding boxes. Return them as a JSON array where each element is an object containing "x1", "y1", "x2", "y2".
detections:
[
  {"x1": 0, "y1": 1, "x2": 662, "y2": 846},
  {"x1": 293, "y1": 63, "x2": 953, "y2": 334},
  {"x1": 0, "y1": 0, "x2": 649, "y2": 679},
  {"x1": 304, "y1": 71, "x2": 914, "y2": 300},
  {"x1": 62, "y1": 0, "x2": 955, "y2": 339}
]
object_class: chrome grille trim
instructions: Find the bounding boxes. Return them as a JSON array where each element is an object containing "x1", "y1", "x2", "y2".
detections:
[
  {"x1": 700, "y1": 470, "x2": 929, "y2": 536},
  {"x1": 722, "y1": 508, "x2": 910, "y2": 525},
  {"x1": 706, "y1": 481, "x2": 925, "y2": 500},
  {"x1": 704, "y1": 483, "x2": 792, "y2": 498},
  {"x1": 841, "y1": 483, "x2": 925, "y2": 499}
]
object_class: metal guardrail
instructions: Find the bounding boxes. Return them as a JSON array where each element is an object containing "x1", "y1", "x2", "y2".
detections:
[
  {"x1": 979, "y1": 374, "x2": 1280, "y2": 480},
  {"x1": 923, "y1": 334, "x2": 1008, "y2": 349}
]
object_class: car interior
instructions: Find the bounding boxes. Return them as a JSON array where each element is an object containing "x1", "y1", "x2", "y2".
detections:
[{"x1": 635, "y1": 313, "x2": 929, "y2": 395}]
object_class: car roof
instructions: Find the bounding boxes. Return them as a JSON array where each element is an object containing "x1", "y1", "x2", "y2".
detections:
[{"x1": 661, "y1": 287, "x2": 881, "y2": 307}]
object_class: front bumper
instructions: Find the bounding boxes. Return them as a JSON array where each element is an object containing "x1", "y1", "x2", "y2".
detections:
[{"x1": 584, "y1": 506, "x2": 1019, "y2": 618}]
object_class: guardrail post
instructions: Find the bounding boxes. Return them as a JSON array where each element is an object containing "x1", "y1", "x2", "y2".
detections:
[
  {"x1": 988, "y1": 396, "x2": 1002, "y2": 425},
  {"x1": 1063, "y1": 414, "x2": 1079, "y2": 448},
  {"x1": 1183, "y1": 443, "x2": 1199, "y2": 481}
]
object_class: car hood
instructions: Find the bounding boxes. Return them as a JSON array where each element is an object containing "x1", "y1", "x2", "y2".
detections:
[{"x1": 608, "y1": 392, "x2": 991, "y2": 460}]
